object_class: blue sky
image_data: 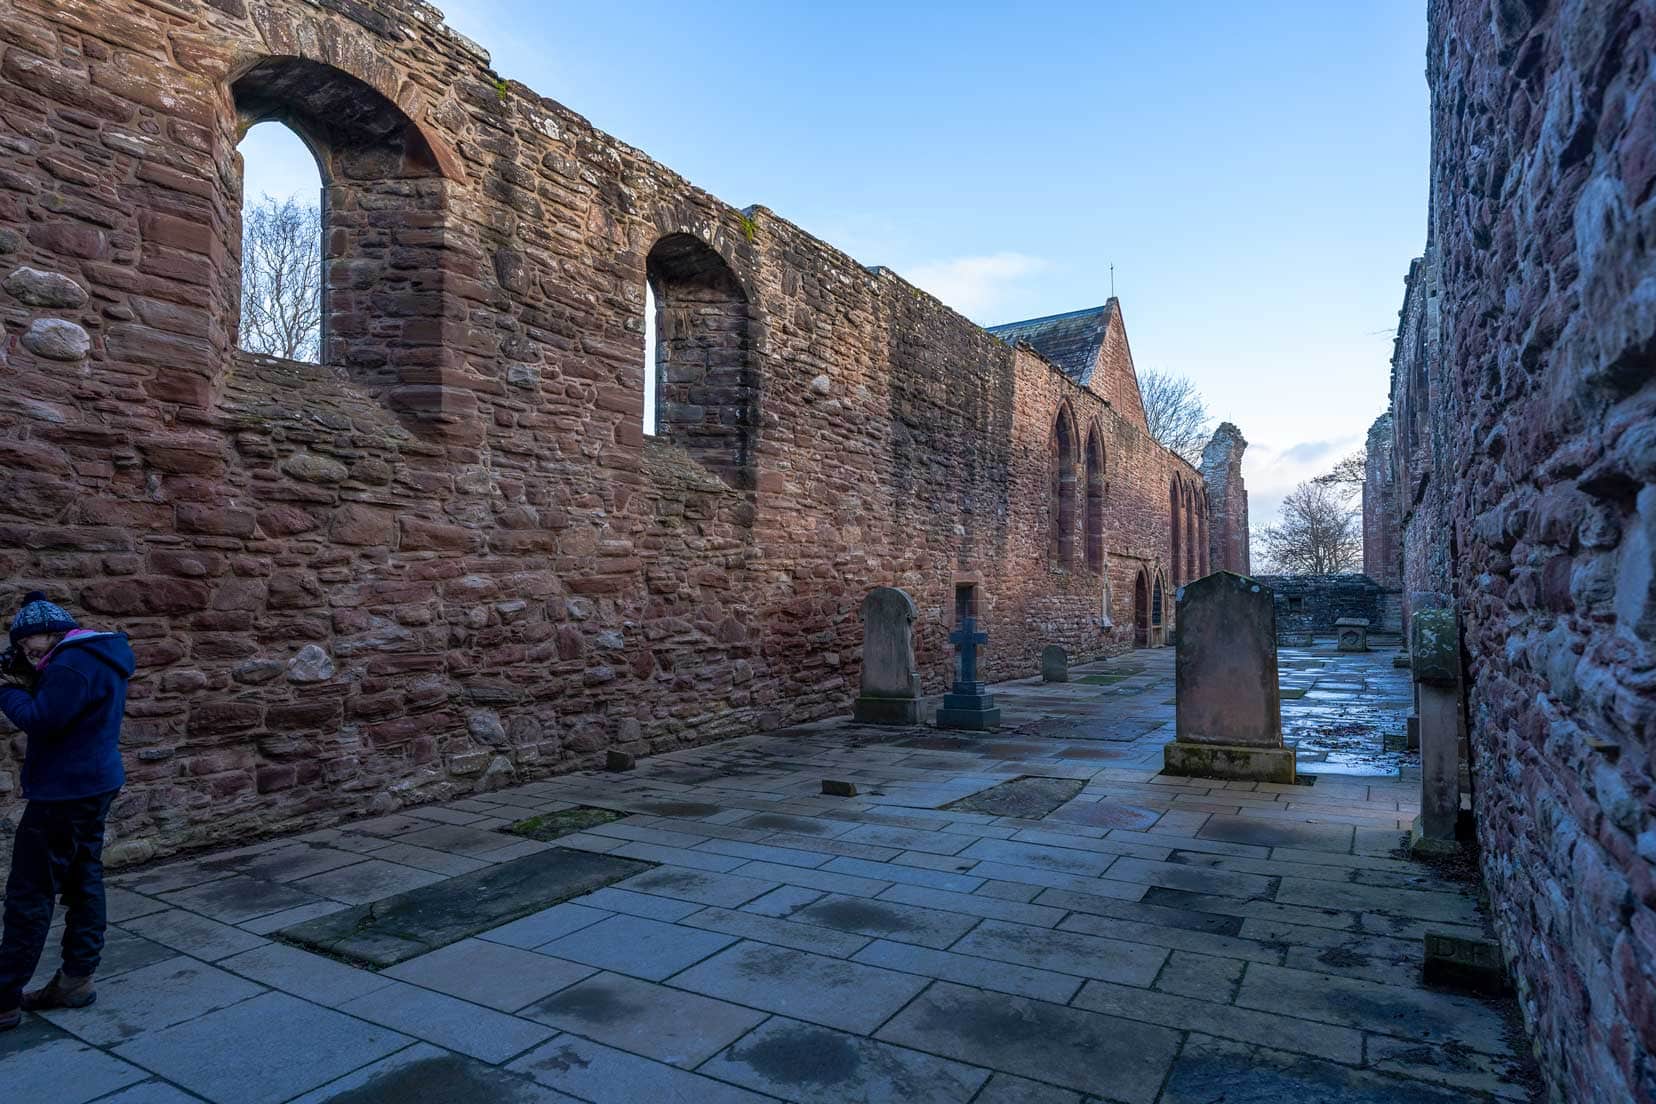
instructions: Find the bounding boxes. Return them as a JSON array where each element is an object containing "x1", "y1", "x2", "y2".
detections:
[{"x1": 242, "y1": 1, "x2": 1429, "y2": 528}]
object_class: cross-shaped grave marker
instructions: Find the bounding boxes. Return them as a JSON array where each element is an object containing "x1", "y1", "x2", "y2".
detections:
[
  {"x1": 937, "y1": 614, "x2": 1000, "y2": 731},
  {"x1": 949, "y1": 615, "x2": 987, "y2": 692}
]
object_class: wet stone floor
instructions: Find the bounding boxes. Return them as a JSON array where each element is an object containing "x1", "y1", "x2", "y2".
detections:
[{"x1": 5, "y1": 644, "x2": 1541, "y2": 1103}]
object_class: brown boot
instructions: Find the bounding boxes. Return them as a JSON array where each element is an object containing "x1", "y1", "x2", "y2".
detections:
[
  {"x1": 21, "y1": 971, "x2": 95, "y2": 1012},
  {"x1": 0, "y1": 1007, "x2": 18, "y2": 1031}
]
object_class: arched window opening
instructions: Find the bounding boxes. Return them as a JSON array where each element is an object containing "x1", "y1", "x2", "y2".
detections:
[
  {"x1": 1152, "y1": 574, "x2": 1166, "y2": 630},
  {"x1": 643, "y1": 278, "x2": 659, "y2": 435},
  {"x1": 1084, "y1": 431, "x2": 1105, "y2": 573},
  {"x1": 1185, "y1": 484, "x2": 1199, "y2": 582},
  {"x1": 237, "y1": 122, "x2": 323, "y2": 363},
  {"x1": 1169, "y1": 481, "x2": 1183, "y2": 585},
  {"x1": 1050, "y1": 408, "x2": 1077, "y2": 567},
  {"x1": 1134, "y1": 571, "x2": 1150, "y2": 647},
  {"x1": 231, "y1": 56, "x2": 449, "y2": 388},
  {"x1": 1198, "y1": 492, "x2": 1210, "y2": 576},
  {"x1": 647, "y1": 234, "x2": 755, "y2": 488}
]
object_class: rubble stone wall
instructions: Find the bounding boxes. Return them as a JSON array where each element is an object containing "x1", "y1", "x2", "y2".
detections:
[
  {"x1": 1426, "y1": 1, "x2": 1656, "y2": 1099},
  {"x1": 0, "y1": 0, "x2": 1210, "y2": 863}
]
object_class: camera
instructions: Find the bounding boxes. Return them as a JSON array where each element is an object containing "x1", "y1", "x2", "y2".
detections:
[{"x1": 0, "y1": 645, "x2": 35, "y2": 690}]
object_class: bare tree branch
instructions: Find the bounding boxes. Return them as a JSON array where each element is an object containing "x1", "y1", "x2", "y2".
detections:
[
  {"x1": 1257, "y1": 479, "x2": 1362, "y2": 575},
  {"x1": 1139, "y1": 369, "x2": 1212, "y2": 467},
  {"x1": 1312, "y1": 450, "x2": 1366, "y2": 502},
  {"x1": 240, "y1": 194, "x2": 321, "y2": 363}
]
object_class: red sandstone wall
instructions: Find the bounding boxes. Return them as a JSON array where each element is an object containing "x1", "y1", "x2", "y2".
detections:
[
  {"x1": 1427, "y1": 1, "x2": 1656, "y2": 1100},
  {"x1": 0, "y1": 0, "x2": 1202, "y2": 864}
]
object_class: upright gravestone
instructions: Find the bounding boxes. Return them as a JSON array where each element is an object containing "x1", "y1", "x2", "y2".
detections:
[
  {"x1": 935, "y1": 616, "x2": 1001, "y2": 730},
  {"x1": 1041, "y1": 644, "x2": 1069, "y2": 683},
  {"x1": 1163, "y1": 572, "x2": 1295, "y2": 783},
  {"x1": 1409, "y1": 607, "x2": 1461, "y2": 854},
  {"x1": 852, "y1": 587, "x2": 923, "y2": 724}
]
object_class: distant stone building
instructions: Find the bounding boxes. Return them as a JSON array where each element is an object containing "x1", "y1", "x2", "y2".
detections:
[
  {"x1": 1367, "y1": 2, "x2": 1656, "y2": 1099},
  {"x1": 1360, "y1": 413, "x2": 1401, "y2": 630},
  {"x1": 0, "y1": 0, "x2": 1244, "y2": 863}
]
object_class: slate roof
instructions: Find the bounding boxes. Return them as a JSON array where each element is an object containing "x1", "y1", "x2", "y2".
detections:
[{"x1": 986, "y1": 302, "x2": 1116, "y2": 386}]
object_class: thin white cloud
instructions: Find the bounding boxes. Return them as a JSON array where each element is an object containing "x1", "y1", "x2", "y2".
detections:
[{"x1": 902, "y1": 253, "x2": 1049, "y2": 321}]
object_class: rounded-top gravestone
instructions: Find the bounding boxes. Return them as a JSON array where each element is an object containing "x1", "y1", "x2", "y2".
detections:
[
  {"x1": 1041, "y1": 644, "x2": 1069, "y2": 683},
  {"x1": 853, "y1": 586, "x2": 923, "y2": 724}
]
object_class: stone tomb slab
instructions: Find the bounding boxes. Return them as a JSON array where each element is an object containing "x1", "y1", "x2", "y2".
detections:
[
  {"x1": 277, "y1": 846, "x2": 652, "y2": 967},
  {"x1": 943, "y1": 775, "x2": 1085, "y2": 818}
]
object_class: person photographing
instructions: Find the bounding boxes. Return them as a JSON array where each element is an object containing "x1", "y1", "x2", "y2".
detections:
[{"x1": 0, "y1": 592, "x2": 134, "y2": 1030}]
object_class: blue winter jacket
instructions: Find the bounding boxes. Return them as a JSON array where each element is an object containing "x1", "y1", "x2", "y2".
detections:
[{"x1": 0, "y1": 631, "x2": 133, "y2": 801}]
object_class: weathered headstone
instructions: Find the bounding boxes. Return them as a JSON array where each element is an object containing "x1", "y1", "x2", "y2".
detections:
[
  {"x1": 935, "y1": 615, "x2": 1001, "y2": 730},
  {"x1": 852, "y1": 587, "x2": 923, "y2": 724},
  {"x1": 1041, "y1": 644, "x2": 1069, "y2": 683},
  {"x1": 1410, "y1": 607, "x2": 1461, "y2": 854},
  {"x1": 1335, "y1": 617, "x2": 1370, "y2": 651},
  {"x1": 1163, "y1": 572, "x2": 1295, "y2": 783}
]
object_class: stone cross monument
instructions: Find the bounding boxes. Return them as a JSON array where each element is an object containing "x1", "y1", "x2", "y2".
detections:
[
  {"x1": 1162, "y1": 572, "x2": 1295, "y2": 783},
  {"x1": 935, "y1": 616, "x2": 1000, "y2": 730},
  {"x1": 852, "y1": 587, "x2": 923, "y2": 725}
]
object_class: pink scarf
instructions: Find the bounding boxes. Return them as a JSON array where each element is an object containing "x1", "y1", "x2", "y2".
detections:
[{"x1": 34, "y1": 628, "x2": 101, "y2": 672}]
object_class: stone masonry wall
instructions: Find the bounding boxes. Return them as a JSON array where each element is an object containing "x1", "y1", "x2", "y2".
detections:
[
  {"x1": 1252, "y1": 574, "x2": 1385, "y2": 644},
  {"x1": 1426, "y1": 1, "x2": 1656, "y2": 1100},
  {"x1": 0, "y1": 0, "x2": 1211, "y2": 865}
]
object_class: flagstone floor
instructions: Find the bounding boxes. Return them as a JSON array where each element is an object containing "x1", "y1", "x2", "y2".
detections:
[{"x1": 4, "y1": 644, "x2": 1542, "y2": 1103}]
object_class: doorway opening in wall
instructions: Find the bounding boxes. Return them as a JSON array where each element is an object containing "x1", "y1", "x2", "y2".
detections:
[
  {"x1": 955, "y1": 583, "x2": 977, "y2": 624},
  {"x1": 237, "y1": 122, "x2": 323, "y2": 363}
]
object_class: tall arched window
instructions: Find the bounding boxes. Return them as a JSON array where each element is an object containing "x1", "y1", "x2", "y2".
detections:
[
  {"x1": 1084, "y1": 429, "x2": 1105, "y2": 573},
  {"x1": 1134, "y1": 570, "x2": 1150, "y2": 647},
  {"x1": 646, "y1": 234, "x2": 754, "y2": 487},
  {"x1": 1185, "y1": 484, "x2": 1199, "y2": 582},
  {"x1": 231, "y1": 56, "x2": 452, "y2": 391},
  {"x1": 1152, "y1": 574, "x2": 1166, "y2": 631},
  {"x1": 643, "y1": 278, "x2": 659, "y2": 435},
  {"x1": 237, "y1": 122, "x2": 322, "y2": 362},
  {"x1": 1051, "y1": 408, "x2": 1077, "y2": 567},
  {"x1": 1197, "y1": 490, "x2": 1210, "y2": 577},
  {"x1": 1169, "y1": 481, "x2": 1183, "y2": 585}
]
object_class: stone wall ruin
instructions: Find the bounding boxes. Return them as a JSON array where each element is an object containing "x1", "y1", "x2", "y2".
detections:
[{"x1": 0, "y1": 0, "x2": 1233, "y2": 864}]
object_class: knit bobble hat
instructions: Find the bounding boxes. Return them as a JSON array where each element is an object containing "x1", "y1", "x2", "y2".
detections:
[{"x1": 10, "y1": 591, "x2": 79, "y2": 646}]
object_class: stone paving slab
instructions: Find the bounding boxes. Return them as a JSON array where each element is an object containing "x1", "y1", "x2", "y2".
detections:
[
  {"x1": 851, "y1": 938, "x2": 1084, "y2": 1003},
  {"x1": 40, "y1": 957, "x2": 265, "y2": 1047},
  {"x1": 0, "y1": 1018, "x2": 148, "y2": 1104},
  {"x1": 383, "y1": 938, "x2": 597, "y2": 1011},
  {"x1": 523, "y1": 970, "x2": 767, "y2": 1066},
  {"x1": 786, "y1": 893, "x2": 980, "y2": 949},
  {"x1": 950, "y1": 918, "x2": 1169, "y2": 985},
  {"x1": 336, "y1": 981, "x2": 554, "y2": 1063},
  {"x1": 538, "y1": 913, "x2": 736, "y2": 981},
  {"x1": 218, "y1": 942, "x2": 396, "y2": 1007},
  {"x1": 509, "y1": 1034, "x2": 777, "y2": 1104},
  {"x1": 111, "y1": 991, "x2": 410, "y2": 1104},
  {"x1": 700, "y1": 1014, "x2": 992, "y2": 1103},
  {"x1": 671, "y1": 941, "x2": 931, "y2": 1034},
  {"x1": 876, "y1": 981, "x2": 1182, "y2": 1103},
  {"x1": 119, "y1": 907, "x2": 269, "y2": 962},
  {"x1": 289, "y1": 1043, "x2": 581, "y2": 1104},
  {"x1": 1159, "y1": 1033, "x2": 1464, "y2": 1104}
]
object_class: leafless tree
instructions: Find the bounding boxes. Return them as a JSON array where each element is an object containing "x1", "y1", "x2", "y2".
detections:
[
  {"x1": 1258, "y1": 479, "x2": 1362, "y2": 575},
  {"x1": 1139, "y1": 369, "x2": 1212, "y2": 466},
  {"x1": 239, "y1": 195, "x2": 321, "y2": 362}
]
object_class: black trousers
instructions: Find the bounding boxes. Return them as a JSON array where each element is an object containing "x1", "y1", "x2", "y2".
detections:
[{"x1": 0, "y1": 790, "x2": 118, "y2": 1009}]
